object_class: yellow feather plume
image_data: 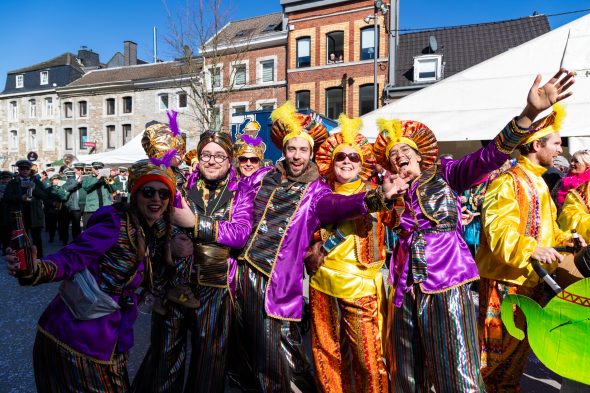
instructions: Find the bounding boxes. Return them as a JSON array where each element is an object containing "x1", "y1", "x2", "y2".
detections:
[
  {"x1": 271, "y1": 101, "x2": 301, "y2": 134},
  {"x1": 376, "y1": 118, "x2": 403, "y2": 141},
  {"x1": 551, "y1": 102, "x2": 566, "y2": 133},
  {"x1": 338, "y1": 113, "x2": 362, "y2": 145}
]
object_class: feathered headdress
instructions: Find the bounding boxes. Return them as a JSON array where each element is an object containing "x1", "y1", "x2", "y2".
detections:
[
  {"x1": 142, "y1": 111, "x2": 186, "y2": 169},
  {"x1": 316, "y1": 113, "x2": 375, "y2": 180},
  {"x1": 270, "y1": 101, "x2": 328, "y2": 151},
  {"x1": 521, "y1": 103, "x2": 566, "y2": 145},
  {"x1": 373, "y1": 118, "x2": 438, "y2": 172}
]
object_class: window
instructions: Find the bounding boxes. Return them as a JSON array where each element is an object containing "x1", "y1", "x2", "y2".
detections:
[
  {"x1": 44, "y1": 98, "x2": 53, "y2": 117},
  {"x1": 28, "y1": 129, "x2": 37, "y2": 150},
  {"x1": 259, "y1": 102, "x2": 275, "y2": 110},
  {"x1": 325, "y1": 87, "x2": 343, "y2": 120},
  {"x1": 64, "y1": 128, "x2": 73, "y2": 150},
  {"x1": 29, "y1": 99, "x2": 36, "y2": 118},
  {"x1": 361, "y1": 26, "x2": 379, "y2": 60},
  {"x1": 40, "y1": 71, "x2": 49, "y2": 85},
  {"x1": 158, "y1": 94, "x2": 169, "y2": 111},
  {"x1": 359, "y1": 84, "x2": 376, "y2": 115},
  {"x1": 122, "y1": 124, "x2": 132, "y2": 144},
  {"x1": 178, "y1": 92, "x2": 188, "y2": 108},
  {"x1": 413, "y1": 55, "x2": 443, "y2": 82},
  {"x1": 64, "y1": 102, "x2": 73, "y2": 118},
  {"x1": 9, "y1": 130, "x2": 18, "y2": 150},
  {"x1": 122, "y1": 96, "x2": 132, "y2": 113},
  {"x1": 261, "y1": 60, "x2": 274, "y2": 83},
  {"x1": 106, "y1": 98, "x2": 115, "y2": 115},
  {"x1": 233, "y1": 64, "x2": 246, "y2": 86},
  {"x1": 106, "y1": 125, "x2": 116, "y2": 149},
  {"x1": 9, "y1": 101, "x2": 17, "y2": 120},
  {"x1": 79, "y1": 101, "x2": 87, "y2": 117},
  {"x1": 45, "y1": 128, "x2": 54, "y2": 149},
  {"x1": 211, "y1": 67, "x2": 221, "y2": 89},
  {"x1": 16, "y1": 74, "x2": 24, "y2": 88},
  {"x1": 326, "y1": 31, "x2": 344, "y2": 64},
  {"x1": 235, "y1": 28, "x2": 255, "y2": 39},
  {"x1": 295, "y1": 90, "x2": 310, "y2": 110},
  {"x1": 296, "y1": 37, "x2": 311, "y2": 68},
  {"x1": 233, "y1": 105, "x2": 246, "y2": 115},
  {"x1": 79, "y1": 127, "x2": 88, "y2": 150}
]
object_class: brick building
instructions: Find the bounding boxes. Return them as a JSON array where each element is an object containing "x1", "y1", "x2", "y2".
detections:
[
  {"x1": 282, "y1": 0, "x2": 389, "y2": 118},
  {"x1": 201, "y1": 12, "x2": 288, "y2": 132}
]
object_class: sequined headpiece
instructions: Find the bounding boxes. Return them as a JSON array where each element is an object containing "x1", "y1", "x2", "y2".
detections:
[
  {"x1": 142, "y1": 111, "x2": 186, "y2": 168},
  {"x1": 316, "y1": 113, "x2": 376, "y2": 181},
  {"x1": 373, "y1": 119, "x2": 438, "y2": 172},
  {"x1": 197, "y1": 130, "x2": 233, "y2": 158},
  {"x1": 270, "y1": 101, "x2": 328, "y2": 152},
  {"x1": 128, "y1": 159, "x2": 176, "y2": 203},
  {"x1": 233, "y1": 119, "x2": 266, "y2": 159},
  {"x1": 521, "y1": 103, "x2": 566, "y2": 145}
]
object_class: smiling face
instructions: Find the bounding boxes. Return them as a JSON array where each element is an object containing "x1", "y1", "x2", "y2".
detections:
[
  {"x1": 284, "y1": 137, "x2": 312, "y2": 177},
  {"x1": 570, "y1": 151, "x2": 590, "y2": 175},
  {"x1": 333, "y1": 146, "x2": 361, "y2": 184},
  {"x1": 238, "y1": 154, "x2": 261, "y2": 177},
  {"x1": 135, "y1": 180, "x2": 170, "y2": 226},
  {"x1": 198, "y1": 142, "x2": 231, "y2": 182},
  {"x1": 388, "y1": 143, "x2": 422, "y2": 180},
  {"x1": 535, "y1": 133, "x2": 563, "y2": 168}
]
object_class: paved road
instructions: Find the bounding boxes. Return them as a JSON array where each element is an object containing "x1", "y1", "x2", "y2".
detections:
[{"x1": 0, "y1": 232, "x2": 563, "y2": 392}]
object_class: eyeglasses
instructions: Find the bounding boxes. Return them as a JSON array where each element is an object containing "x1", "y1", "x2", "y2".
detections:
[
  {"x1": 140, "y1": 186, "x2": 171, "y2": 200},
  {"x1": 238, "y1": 156, "x2": 260, "y2": 164},
  {"x1": 199, "y1": 153, "x2": 228, "y2": 164},
  {"x1": 333, "y1": 152, "x2": 361, "y2": 163}
]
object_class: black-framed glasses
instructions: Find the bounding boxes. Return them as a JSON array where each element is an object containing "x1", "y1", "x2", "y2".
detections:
[
  {"x1": 333, "y1": 152, "x2": 361, "y2": 163},
  {"x1": 199, "y1": 153, "x2": 228, "y2": 164},
  {"x1": 238, "y1": 156, "x2": 260, "y2": 164},
  {"x1": 140, "y1": 186, "x2": 171, "y2": 200}
]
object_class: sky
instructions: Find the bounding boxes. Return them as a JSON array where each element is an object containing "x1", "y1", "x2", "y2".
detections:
[{"x1": 0, "y1": 0, "x2": 589, "y2": 90}]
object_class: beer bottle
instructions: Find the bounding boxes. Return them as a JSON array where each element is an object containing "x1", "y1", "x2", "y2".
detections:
[
  {"x1": 572, "y1": 229, "x2": 584, "y2": 252},
  {"x1": 10, "y1": 211, "x2": 35, "y2": 276}
]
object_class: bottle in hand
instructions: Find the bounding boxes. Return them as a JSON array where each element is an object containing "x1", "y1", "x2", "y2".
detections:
[
  {"x1": 10, "y1": 211, "x2": 35, "y2": 276},
  {"x1": 572, "y1": 229, "x2": 584, "y2": 252}
]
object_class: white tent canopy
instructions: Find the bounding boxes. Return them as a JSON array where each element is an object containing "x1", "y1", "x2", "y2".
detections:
[
  {"x1": 340, "y1": 14, "x2": 590, "y2": 146},
  {"x1": 76, "y1": 132, "x2": 147, "y2": 165}
]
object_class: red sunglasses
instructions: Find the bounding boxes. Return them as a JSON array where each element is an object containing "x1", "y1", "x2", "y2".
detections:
[{"x1": 333, "y1": 152, "x2": 361, "y2": 163}]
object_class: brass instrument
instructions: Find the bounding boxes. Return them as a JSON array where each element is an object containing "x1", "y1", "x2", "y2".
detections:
[{"x1": 105, "y1": 177, "x2": 115, "y2": 185}]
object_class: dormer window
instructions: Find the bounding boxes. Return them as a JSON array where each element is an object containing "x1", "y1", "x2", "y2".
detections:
[
  {"x1": 16, "y1": 74, "x2": 24, "y2": 88},
  {"x1": 413, "y1": 55, "x2": 443, "y2": 83},
  {"x1": 40, "y1": 71, "x2": 49, "y2": 85}
]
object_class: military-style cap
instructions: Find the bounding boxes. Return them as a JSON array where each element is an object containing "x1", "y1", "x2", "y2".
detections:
[
  {"x1": 64, "y1": 169, "x2": 75, "y2": 177},
  {"x1": 0, "y1": 170, "x2": 14, "y2": 179},
  {"x1": 73, "y1": 162, "x2": 86, "y2": 169},
  {"x1": 46, "y1": 167, "x2": 56, "y2": 172},
  {"x1": 15, "y1": 159, "x2": 33, "y2": 168},
  {"x1": 50, "y1": 174, "x2": 62, "y2": 181},
  {"x1": 118, "y1": 166, "x2": 128, "y2": 172},
  {"x1": 91, "y1": 162, "x2": 104, "y2": 169}
]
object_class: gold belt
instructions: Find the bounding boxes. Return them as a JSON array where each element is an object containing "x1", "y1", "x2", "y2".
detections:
[{"x1": 194, "y1": 244, "x2": 230, "y2": 265}]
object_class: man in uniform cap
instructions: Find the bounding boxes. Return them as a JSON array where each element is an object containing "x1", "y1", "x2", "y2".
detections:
[
  {"x1": 81, "y1": 161, "x2": 114, "y2": 228},
  {"x1": 62, "y1": 166, "x2": 85, "y2": 242},
  {"x1": 113, "y1": 166, "x2": 129, "y2": 199},
  {"x1": 0, "y1": 171, "x2": 15, "y2": 252},
  {"x1": 4, "y1": 159, "x2": 57, "y2": 257}
]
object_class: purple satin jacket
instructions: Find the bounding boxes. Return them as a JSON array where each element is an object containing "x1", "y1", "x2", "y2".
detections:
[
  {"x1": 245, "y1": 165, "x2": 369, "y2": 320},
  {"x1": 34, "y1": 206, "x2": 147, "y2": 362},
  {"x1": 390, "y1": 141, "x2": 509, "y2": 307}
]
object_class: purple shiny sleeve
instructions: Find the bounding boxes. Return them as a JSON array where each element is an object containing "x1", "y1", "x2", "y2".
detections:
[
  {"x1": 441, "y1": 138, "x2": 509, "y2": 193},
  {"x1": 314, "y1": 183, "x2": 368, "y2": 225},
  {"x1": 216, "y1": 181, "x2": 255, "y2": 249},
  {"x1": 43, "y1": 206, "x2": 121, "y2": 281}
]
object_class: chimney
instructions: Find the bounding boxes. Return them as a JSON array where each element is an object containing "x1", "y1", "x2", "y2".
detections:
[{"x1": 124, "y1": 41, "x2": 137, "y2": 66}]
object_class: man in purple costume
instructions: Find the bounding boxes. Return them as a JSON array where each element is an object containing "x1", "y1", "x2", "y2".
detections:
[
  {"x1": 234, "y1": 102, "x2": 406, "y2": 393},
  {"x1": 372, "y1": 68, "x2": 576, "y2": 392}
]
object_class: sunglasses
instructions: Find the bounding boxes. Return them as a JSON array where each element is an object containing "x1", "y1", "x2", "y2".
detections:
[
  {"x1": 238, "y1": 156, "x2": 260, "y2": 164},
  {"x1": 140, "y1": 186, "x2": 171, "y2": 200},
  {"x1": 333, "y1": 152, "x2": 361, "y2": 163}
]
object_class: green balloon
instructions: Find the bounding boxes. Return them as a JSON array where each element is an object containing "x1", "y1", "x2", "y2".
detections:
[{"x1": 502, "y1": 278, "x2": 590, "y2": 385}]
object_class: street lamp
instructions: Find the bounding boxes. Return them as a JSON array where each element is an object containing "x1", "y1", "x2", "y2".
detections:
[{"x1": 365, "y1": 0, "x2": 388, "y2": 111}]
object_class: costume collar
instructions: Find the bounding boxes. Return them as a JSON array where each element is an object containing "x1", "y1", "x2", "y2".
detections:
[
  {"x1": 517, "y1": 155, "x2": 547, "y2": 177},
  {"x1": 334, "y1": 178, "x2": 363, "y2": 195}
]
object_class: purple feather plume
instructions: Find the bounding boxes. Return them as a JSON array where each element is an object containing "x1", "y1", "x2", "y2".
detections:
[
  {"x1": 149, "y1": 148, "x2": 177, "y2": 168},
  {"x1": 242, "y1": 134, "x2": 262, "y2": 146},
  {"x1": 167, "y1": 110, "x2": 180, "y2": 137}
]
